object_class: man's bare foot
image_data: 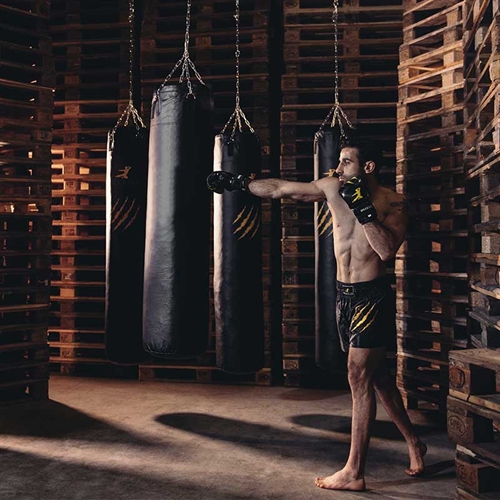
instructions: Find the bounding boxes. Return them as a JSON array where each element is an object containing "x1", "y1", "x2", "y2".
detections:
[
  {"x1": 405, "y1": 440, "x2": 427, "y2": 477},
  {"x1": 315, "y1": 469, "x2": 366, "y2": 491}
]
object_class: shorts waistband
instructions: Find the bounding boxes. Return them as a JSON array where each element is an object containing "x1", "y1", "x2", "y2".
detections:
[{"x1": 336, "y1": 276, "x2": 390, "y2": 297}]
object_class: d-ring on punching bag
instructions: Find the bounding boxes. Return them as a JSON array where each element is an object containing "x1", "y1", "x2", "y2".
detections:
[
  {"x1": 105, "y1": 0, "x2": 149, "y2": 365},
  {"x1": 143, "y1": 0, "x2": 213, "y2": 358},
  {"x1": 212, "y1": 0, "x2": 264, "y2": 373}
]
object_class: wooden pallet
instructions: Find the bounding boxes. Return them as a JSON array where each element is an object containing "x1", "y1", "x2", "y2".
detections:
[
  {"x1": 139, "y1": 363, "x2": 272, "y2": 386},
  {"x1": 143, "y1": 6, "x2": 269, "y2": 38},
  {"x1": 455, "y1": 445, "x2": 500, "y2": 498},
  {"x1": 50, "y1": 0, "x2": 130, "y2": 26},
  {"x1": 463, "y1": 0, "x2": 500, "y2": 348},
  {"x1": 447, "y1": 349, "x2": 500, "y2": 465},
  {"x1": 448, "y1": 395, "x2": 500, "y2": 461},
  {"x1": 0, "y1": 0, "x2": 53, "y2": 403},
  {"x1": 50, "y1": 358, "x2": 138, "y2": 377}
]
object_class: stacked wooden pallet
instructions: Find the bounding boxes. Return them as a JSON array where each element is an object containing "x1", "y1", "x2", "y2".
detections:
[
  {"x1": 448, "y1": 349, "x2": 500, "y2": 500},
  {"x1": 49, "y1": 0, "x2": 136, "y2": 377},
  {"x1": 280, "y1": 0, "x2": 402, "y2": 387},
  {"x1": 0, "y1": 0, "x2": 54, "y2": 403},
  {"x1": 139, "y1": 0, "x2": 277, "y2": 385},
  {"x1": 396, "y1": 0, "x2": 468, "y2": 412},
  {"x1": 464, "y1": 0, "x2": 500, "y2": 350}
]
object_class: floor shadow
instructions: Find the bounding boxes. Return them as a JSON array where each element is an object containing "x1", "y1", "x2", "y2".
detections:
[
  {"x1": 156, "y1": 412, "x2": 413, "y2": 466},
  {"x1": 370, "y1": 464, "x2": 456, "y2": 490},
  {"x1": 0, "y1": 448, "x2": 261, "y2": 500},
  {"x1": 0, "y1": 400, "x2": 154, "y2": 446},
  {"x1": 290, "y1": 414, "x2": 436, "y2": 440},
  {"x1": 422, "y1": 460, "x2": 456, "y2": 477},
  {"x1": 278, "y1": 389, "x2": 348, "y2": 402}
]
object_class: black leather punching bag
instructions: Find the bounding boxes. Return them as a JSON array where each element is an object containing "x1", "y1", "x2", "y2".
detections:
[
  {"x1": 143, "y1": 82, "x2": 213, "y2": 358},
  {"x1": 105, "y1": 126, "x2": 150, "y2": 364},
  {"x1": 314, "y1": 127, "x2": 346, "y2": 371},
  {"x1": 213, "y1": 131, "x2": 264, "y2": 373}
]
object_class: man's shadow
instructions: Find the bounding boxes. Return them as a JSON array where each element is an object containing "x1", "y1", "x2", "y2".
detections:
[
  {"x1": 156, "y1": 412, "x2": 430, "y2": 469},
  {"x1": 0, "y1": 399, "x2": 155, "y2": 447}
]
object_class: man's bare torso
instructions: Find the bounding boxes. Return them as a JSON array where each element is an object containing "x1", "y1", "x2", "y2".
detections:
[{"x1": 318, "y1": 177, "x2": 404, "y2": 283}]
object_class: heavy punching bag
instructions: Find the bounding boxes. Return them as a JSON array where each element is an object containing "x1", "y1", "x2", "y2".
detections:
[
  {"x1": 213, "y1": 131, "x2": 264, "y2": 373},
  {"x1": 314, "y1": 126, "x2": 346, "y2": 371},
  {"x1": 143, "y1": 82, "x2": 213, "y2": 358},
  {"x1": 105, "y1": 126, "x2": 150, "y2": 364}
]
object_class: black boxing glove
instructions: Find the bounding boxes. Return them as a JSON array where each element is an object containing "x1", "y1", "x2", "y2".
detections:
[
  {"x1": 206, "y1": 171, "x2": 250, "y2": 194},
  {"x1": 339, "y1": 176, "x2": 377, "y2": 225}
]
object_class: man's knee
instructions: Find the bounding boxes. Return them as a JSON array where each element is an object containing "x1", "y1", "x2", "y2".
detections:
[{"x1": 348, "y1": 360, "x2": 372, "y2": 391}]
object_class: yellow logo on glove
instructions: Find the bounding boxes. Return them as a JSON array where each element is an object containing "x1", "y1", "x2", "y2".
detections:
[{"x1": 352, "y1": 187, "x2": 363, "y2": 203}]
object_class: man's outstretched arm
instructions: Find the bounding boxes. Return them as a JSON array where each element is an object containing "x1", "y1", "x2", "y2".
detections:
[
  {"x1": 207, "y1": 171, "x2": 326, "y2": 203},
  {"x1": 248, "y1": 178, "x2": 325, "y2": 202}
]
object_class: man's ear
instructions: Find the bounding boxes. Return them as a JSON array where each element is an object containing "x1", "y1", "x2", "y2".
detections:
[{"x1": 364, "y1": 161, "x2": 376, "y2": 174}]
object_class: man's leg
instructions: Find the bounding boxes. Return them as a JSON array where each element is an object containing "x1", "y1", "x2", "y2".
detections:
[
  {"x1": 315, "y1": 346, "x2": 386, "y2": 491},
  {"x1": 373, "y1": 364, "x2": 427, "y2": 476}
]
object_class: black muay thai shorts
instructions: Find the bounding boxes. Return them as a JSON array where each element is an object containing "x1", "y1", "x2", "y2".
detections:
[{"x1": 336, "y1": 277, "x2": 396, "y2": 351}]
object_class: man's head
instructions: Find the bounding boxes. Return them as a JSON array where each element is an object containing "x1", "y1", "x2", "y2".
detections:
[{"x1": 336, "y1": 138, "x2": 384, "y2": 185}]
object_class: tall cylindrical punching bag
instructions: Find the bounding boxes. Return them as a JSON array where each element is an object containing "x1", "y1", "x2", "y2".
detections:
[
  {"x1": 314, "y1": 127, "x2": 346, "y2": 371},
  {"x1": 213, "y1": 131, "x2": 264, "y2": 373},
  {"x1": 143, "y1": 82, "x2": 213, "y2": 358},
  {"x1": 105, "y1": 126, "x2": 150, "y2": 364}
]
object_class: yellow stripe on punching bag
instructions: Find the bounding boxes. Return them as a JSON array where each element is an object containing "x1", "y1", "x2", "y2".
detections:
[
  {"x1": 105, "y1": 127, "x2": 150, "y2": 365},
  {"x1": 213, "y1": 131, "x2": 265, "y2": 374},
  {"x1": 314, "y1": 127, "x2": 346, "y2": 371}
]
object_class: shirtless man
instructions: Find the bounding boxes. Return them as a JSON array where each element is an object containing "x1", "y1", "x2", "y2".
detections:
[{"x1": 206, "y1": 138, "x2": 427, "y2": 491}]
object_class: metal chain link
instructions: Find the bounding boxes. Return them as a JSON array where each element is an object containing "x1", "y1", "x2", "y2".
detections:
[
  {"x1": 222, "y1": 0, "x2": 255, "y2": 139},
  {"x1": 332, "y1": 0, "x2": 340, "y2": 106},
  {"x1": 319, "y1": 0, "x2": 354, "y2": 136},
  {"x1": 111, "y1": 0, "x2": 146, "y2": 138},
  {"x1": 155, "y1": 0, "x2": 205, "y2": 100}
]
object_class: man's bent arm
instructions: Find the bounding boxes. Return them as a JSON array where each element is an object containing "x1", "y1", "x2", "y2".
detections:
[
  {"x1": 363, "y1": 204, "x2": 408, "y2": 261},
  {"x1": 248, "y1": 178, "x2": 325, "y2": 203}
]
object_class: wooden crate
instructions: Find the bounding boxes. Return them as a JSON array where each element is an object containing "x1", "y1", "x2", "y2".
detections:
[
  {"x1": 447, "y1": 349, "x2": 500, "y2": 483},
  {"x1": 464, "y1": 0, "x2": 500, "y2": 349},
  {"x1": 455, "y1": 446, "x2": 500, "y2": 497},
  {"x1": 0, "y1": 0, "x2": 53, "y2": 403}
]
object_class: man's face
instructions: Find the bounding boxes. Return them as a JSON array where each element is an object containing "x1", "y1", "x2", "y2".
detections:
[{"x1": 336, "y1": 147, "x2": 364, "y2": 185}]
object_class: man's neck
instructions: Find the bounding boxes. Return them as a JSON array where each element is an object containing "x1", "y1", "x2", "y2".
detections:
[{"x1": 367, "y1": 176, "x2": 380, "y2": 194}]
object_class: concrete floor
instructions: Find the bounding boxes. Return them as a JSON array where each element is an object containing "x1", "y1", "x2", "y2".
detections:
[{"x1": 1, "y1": 376, "x2": 457, "y2": 500}]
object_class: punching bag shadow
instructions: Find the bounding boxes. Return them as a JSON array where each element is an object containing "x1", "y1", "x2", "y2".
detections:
[
  {"x1": 213, "y1": 131, "x2": 265, "y2": 374},
  {"x1": 143, "y1": 82, "x2": 214, "y2": 359},
  {"x1": 105, "y1": 126, "x2": 150, "y2": 365},
  {"x1": 314, "y1": 126, "x2": 347, "y2": 371}
]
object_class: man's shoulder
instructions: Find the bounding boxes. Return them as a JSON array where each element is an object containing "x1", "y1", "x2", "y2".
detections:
[{"x1": 383, "y1": 189, "x2": 408, "y2": 217}]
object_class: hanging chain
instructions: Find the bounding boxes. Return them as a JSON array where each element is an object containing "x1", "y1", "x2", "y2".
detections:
[
  {"x1": 319, "y1": 0, "x2": 353, "y2": 136},
  {"x1": 333, "y1": 0, "x2": 340, "y2": 106},
  {"x1": 155, "y1": 0, "x2": 205, "y2": 100},
  {"x1": 222, "y1": 0, "x2": 255, "y2": 139},
  {"x1": 111, "y1": 0, "x2": 146, "y2": 136}
]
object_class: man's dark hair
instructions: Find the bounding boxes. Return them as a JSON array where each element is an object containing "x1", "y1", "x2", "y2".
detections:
[{"x1": 340, "y1": 137, "x2": 385, "y2": 179}]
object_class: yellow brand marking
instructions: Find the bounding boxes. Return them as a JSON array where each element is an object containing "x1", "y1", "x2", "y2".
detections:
[
  {"x1": 352, "y1": 187, "x2": 363, "y2": 203},
  {"x1": 116, "y1": 166, "x2": 132, "y2": 179}
]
